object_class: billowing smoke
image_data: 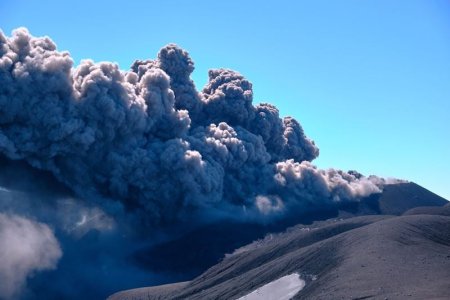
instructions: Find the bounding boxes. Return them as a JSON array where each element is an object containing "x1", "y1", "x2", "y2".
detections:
[
  {"x1": 0, "y1": 159, "x2": 166, "y2": 300},
  {"x1": 0, "y1": 28, "x2": 389, "y2": 227},
  {"x1": 0, "y1": 213, "x2": 62, "y2": 299}
]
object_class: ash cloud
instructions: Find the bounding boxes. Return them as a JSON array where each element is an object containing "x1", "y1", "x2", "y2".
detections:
[
  {"x1": 0, "y1": 213, "x2": 62, "y2": 299},
  {"x1": 0, "y1": 28, "x2": 387, "y2": 227},
  {"x1": 0, "y1": 28, "x2": 408, "y2": 300},
  {"x1": 0, "y1": 159, "x2": 165, "y2": 299}
]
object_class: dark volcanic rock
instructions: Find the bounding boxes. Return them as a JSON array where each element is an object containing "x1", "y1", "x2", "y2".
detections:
[
  {"x1": 341, "y1": 182, "x2": 448, "y2": 216},
  {"x1": 403, "y1": 204, "x2": 450, "y2": 216},
  {"x1": 131, "y1": 182, "x2": 447, "y2": 282},
  {"x1": 375, "y1": 182, "x2": 447, "y2": 215},
  {"x1": 110, "y1": 213, "x2": 450, "y2": 300},
  {"x1": 109, "y1": 183, "x2": 449, "y2": 300}
]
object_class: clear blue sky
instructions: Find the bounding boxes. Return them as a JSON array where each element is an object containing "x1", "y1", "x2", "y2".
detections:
[{"x1": 1, "y1": 0, "x2": 449, "y2": 200}]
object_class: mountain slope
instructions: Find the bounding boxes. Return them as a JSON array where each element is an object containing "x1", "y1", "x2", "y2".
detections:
[
  {"x1": 110, "y1": 211, "x2": 450, "y2": 300},
  {"x1": 340, "y1": 182, "x2": 448, "y2": 216},
  {"x1": 130, "y1": 182, "x2": 448, "y2": 281}
]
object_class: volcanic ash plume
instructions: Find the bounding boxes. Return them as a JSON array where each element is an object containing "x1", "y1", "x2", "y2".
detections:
[
  {"x1": 0, "y1": 28, "x2": 389, "y2": 225},
  {"x1": 0, "y1": 213, "x2": 62, "y2": 299}
]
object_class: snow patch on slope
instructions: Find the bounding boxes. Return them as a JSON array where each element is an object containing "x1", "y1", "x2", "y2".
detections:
[{"x1": 236, "y1": 273, "x2": 305, "y2": 300}]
